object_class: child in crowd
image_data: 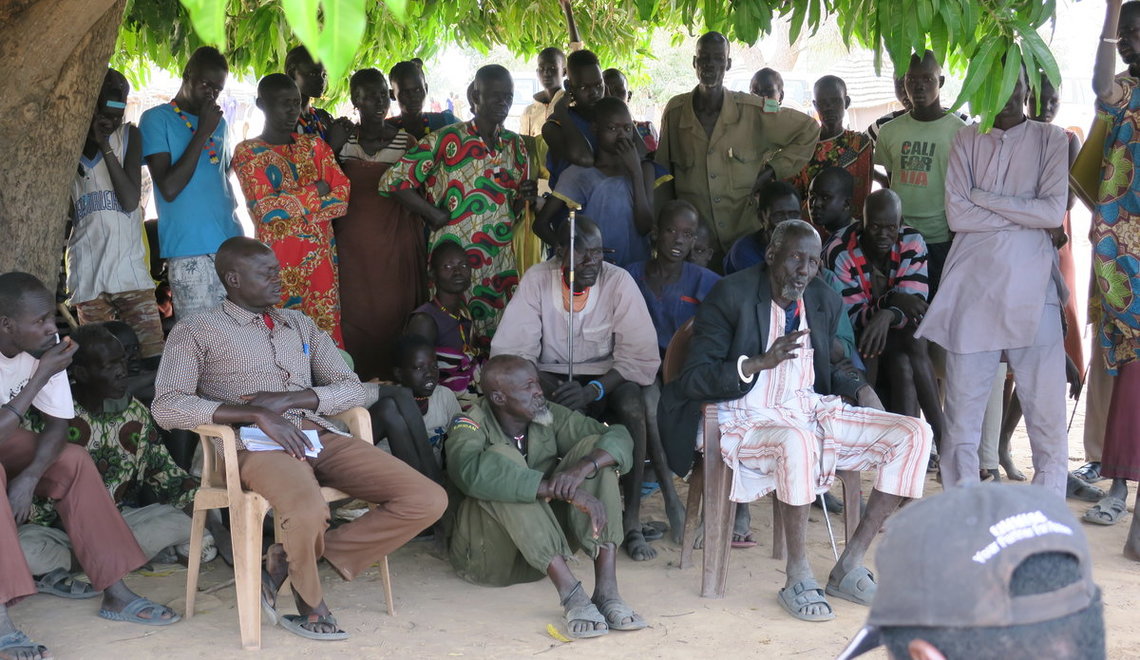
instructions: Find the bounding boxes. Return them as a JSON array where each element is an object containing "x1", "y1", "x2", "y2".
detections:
[
  {"x1": 232, "y1": 74, "x2": 350, "y2": 346},
  {"x1": 602, "y1": 68, "x2": 659, "y2": 153},
  {"x1": 386, "y1": 60, "x2": 459, "y2": 140},
  {"x1": 406, "y1": 241, "x2": 481, "y2": 405},
  {"x1": 626, "y1": 200, "x2": 720, "y2": 355},
  {"x1": 687, "y1": 220, "x2": 715, "y2": 269},
  {"x1": 392, "y1": 335, "x2": 461, "y2": 467},
  {"x1": 285, "y1": 46, "x2": 335, "y2": 141},
  {"x1": 543, "y1": 49, "x2": 605, "y2": 189},
  {"x1": 535, "y1": 97, "x2": 670, "y2": 268},
  {"x1": 69, "y1": 69, "x2": 166, "y2": 367}
]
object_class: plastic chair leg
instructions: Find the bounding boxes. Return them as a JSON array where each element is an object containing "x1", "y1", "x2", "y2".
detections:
[{"x1": 184, "y1": 507, "x2": 208, "y2": 619}]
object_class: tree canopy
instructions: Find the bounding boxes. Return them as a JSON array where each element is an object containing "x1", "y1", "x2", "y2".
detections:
[{"x1": 115, "y1": 0, "x2": 1067, "y2": 129}]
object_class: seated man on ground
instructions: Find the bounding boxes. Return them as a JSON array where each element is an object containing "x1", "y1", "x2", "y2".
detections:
[
  {"x1": 19, "y1": 324, "x2": 230, "y2": 588},
  {"x1": 669, "y1": 220, "x2": 932, "y2": 622},
  {"x1": 823, "y1": 189, "x2": 945, "y2": 457},
  {"x1": 446, "y1": 354, "x2": 646, "y2": 638},
  {"x1": 0, "y1": 273, "x2": 179, "y2": 660},
  {"x1": 151, "y1": 237, "x2": 447, "y2": 641},
  {"x1": 406, "y1": 241, "x2": 481, "y2": 403},
  {"x1": 491, "y1": 217, "x2": 681, "y2": 561},
  {"x1": 837, "y1": 484, "x2": 1104, "y2": 660}
]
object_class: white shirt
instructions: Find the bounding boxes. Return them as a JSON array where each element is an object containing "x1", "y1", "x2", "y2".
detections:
[{"x1": 0, "y1": 350, "x2": 75, "y2": 419}]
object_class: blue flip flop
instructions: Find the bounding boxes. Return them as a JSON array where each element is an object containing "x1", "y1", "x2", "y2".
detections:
[
  {"x1": 98, "y1": 596, "x2": 181, "y2": 626},
  {"x1": 35, "y1": 568, "x2": 101, "y2": 600},
  {"x1": 0, "y1": 631, "x2": 50, "y2": 659}
]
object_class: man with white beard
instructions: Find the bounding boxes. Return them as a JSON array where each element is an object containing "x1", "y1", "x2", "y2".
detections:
[
  {"x1": 445, "y1": 354, "x2": 646, "y2": 639},
  {"x1": 671, "y1": 219, "x2": 932, "y2": 622}
]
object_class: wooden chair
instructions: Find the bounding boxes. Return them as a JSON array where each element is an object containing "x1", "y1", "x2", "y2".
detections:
[
  {"x1": 661, "y1": 320, "x2": 862, "y2": 599},
  {"x1": 183, "y1": 407, "x2": 394, "y2": 650}
]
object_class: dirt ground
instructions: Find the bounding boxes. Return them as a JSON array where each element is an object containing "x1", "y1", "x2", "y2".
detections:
[{"x1": 10, "y1": 400, "x2": 1139, "y2": 659}]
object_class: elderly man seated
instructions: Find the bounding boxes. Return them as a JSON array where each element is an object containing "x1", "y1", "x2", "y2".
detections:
[
  {"x1": 670, "y1": 220, "x2": 932, "y2": 622},
  {"x1": 491, "y1": 217, "x2": 679, "y2": 562},
  {"x1": 446, "y1": 354, "x2": 646, "y2": 638},
  {"x1": 151, "y1": 237, "x2": 446, "y2": 642},
  {"x1": 823, "y1": 189, "x2": 945, "y2": 455}
]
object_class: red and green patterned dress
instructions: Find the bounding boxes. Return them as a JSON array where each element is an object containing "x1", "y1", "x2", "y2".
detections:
[
  {"x1": 381, "y1": 120, "x2": 528, "y2": 351},
  {"x1": 233, "y1": 134, "x2": 350, "y2": 346}
]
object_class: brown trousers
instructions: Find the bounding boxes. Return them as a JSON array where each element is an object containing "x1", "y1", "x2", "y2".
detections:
[
  {"x1": 237, "y1": 433, "x2": 447, "y2": 607},
  {"x1": 0, "y1": 429, "x2": 146, "y2": 604}
]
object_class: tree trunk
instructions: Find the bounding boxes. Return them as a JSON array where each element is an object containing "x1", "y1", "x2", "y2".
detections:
[{"x1": 0, "y1": 0, "x2": 126, "y2": 288}]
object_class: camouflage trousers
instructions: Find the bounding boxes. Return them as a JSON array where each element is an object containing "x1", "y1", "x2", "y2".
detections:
[{"x1": 74, "y1": 288, "x2": 165, "y2": 359}]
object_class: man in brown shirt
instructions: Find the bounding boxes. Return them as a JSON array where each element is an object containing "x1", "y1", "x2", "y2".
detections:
[{"x1": 152, "y1": 237, "x2": 446, "y2": 641}]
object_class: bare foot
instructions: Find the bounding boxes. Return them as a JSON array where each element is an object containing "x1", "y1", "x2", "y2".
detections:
[
  {"x1": 623, "y1": 529, "x2": 656, "y2": 561},
  {"x1": 999, "y1": 455, "x2": 1026, "y2": 481},
  {"x1": 263, "y1": 544, "x2": 288, "y2": 609},
  {"x1": 1125, "y1": 509, "x2": 1140, "y2": 562}
]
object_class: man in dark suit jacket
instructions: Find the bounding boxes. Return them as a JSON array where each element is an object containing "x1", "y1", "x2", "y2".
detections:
[{"x1": 662, "y1": 220, "x2": 931, "y2": 623}]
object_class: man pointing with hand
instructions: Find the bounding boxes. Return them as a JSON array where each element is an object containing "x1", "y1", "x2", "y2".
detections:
[{"x1": 666, "y1": 219, "x2": 932, "y2": 623}]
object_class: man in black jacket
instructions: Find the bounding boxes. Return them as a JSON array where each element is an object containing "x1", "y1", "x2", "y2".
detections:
[{"x1": 664, "y1": 220, "x2": 931, "y2": 623}]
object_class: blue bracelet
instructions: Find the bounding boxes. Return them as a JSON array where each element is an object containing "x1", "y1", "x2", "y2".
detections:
[{"x1": 587, "y1": 379, "x2": 605, "y2": 401}]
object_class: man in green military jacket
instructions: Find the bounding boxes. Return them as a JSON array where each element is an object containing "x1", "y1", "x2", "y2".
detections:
[{"x1": 446, "y1": 354, "x2": 646, "y2": 639}]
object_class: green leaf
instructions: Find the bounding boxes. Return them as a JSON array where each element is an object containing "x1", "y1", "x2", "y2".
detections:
[
  {"x1": 950, "y1": 34, "x2": 1001, "y2": 111},
  {"x1": 634, "y1": 0, "x2": 658, "y2": 20},
  {"x1": 1021, "y1": 29, "x2": 1061, "y2": 90},
  {"x1": 383, "y1": 0, "x2": 408, "y2": 22},
  {"x1": 280, "y1": 0, "x2": 320, "y2": 46},
  {"x1": 314, "y1": 0, "x2": 367, "y2": 85},
  {"x1": 179, "y1": 0, "x2": 227, "y2": 48},
  {"x1": 993, "y1": 42, "x2": 1022, "y2": 121}
]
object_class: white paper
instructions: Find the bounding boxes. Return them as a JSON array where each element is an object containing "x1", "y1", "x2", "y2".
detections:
[{"x1": 239, "y1": 426, "x2": 323, "y2": 458}]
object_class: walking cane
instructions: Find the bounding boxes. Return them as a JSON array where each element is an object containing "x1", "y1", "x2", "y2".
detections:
[
  {"x1": 819, "y1": 494, "x2": 840, "y2": 562},
  {"x1": 1067, "y1": 361, "x2": 1090, "y2": 434},
  {"x1": 567, "y1": 208, "x2": 577, "y2": 382}
]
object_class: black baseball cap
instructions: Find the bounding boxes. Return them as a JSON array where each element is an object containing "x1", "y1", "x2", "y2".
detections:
[{"x1": 836, "y1": 484, "x2": 1099, "y2": 659}]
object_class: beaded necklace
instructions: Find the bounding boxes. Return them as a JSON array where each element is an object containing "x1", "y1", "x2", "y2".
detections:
[
  {"x1": 296, "y1": 108, "x2": 328, "y2": 140},
  {"x1": 434, "y1": 297, "x2": 472, "y2": 354},
  {"x1": 169, "y1": 101, "x2": 219, "y2": 164}
]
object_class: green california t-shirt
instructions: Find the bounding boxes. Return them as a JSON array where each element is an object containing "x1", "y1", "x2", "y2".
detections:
[{"x1": 874, "y1": 112, "x2": 967, "y2": 244}]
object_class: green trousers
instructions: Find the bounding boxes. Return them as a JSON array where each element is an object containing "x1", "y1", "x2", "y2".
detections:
[{"x1": 449, "y1": 434, "x2": 624, "y2": 587}]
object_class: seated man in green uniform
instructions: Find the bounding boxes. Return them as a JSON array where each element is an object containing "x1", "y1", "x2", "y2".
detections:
[{"x1": 446, "y1": 354, "x2": 647, "y2": 639}]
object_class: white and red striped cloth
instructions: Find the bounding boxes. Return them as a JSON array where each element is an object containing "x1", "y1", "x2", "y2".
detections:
[{"x1": 716, "y1": 301, "x2": 932, "y2": 506}]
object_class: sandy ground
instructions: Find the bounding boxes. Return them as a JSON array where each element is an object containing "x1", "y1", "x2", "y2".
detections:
[{"x1": 8, "y1": 395, "x2": 1139, "y2": 660}]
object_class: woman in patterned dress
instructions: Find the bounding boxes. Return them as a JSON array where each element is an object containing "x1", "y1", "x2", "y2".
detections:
[
  {"x1": 233, "y1": 74, "x2": 349, "y2": 345},
  {"x1": 381, "y1": 65, "x2": 537, "y2": 352},
  {"x1": 330, "y1": 68, "x2": 426, "y2": 380}
]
